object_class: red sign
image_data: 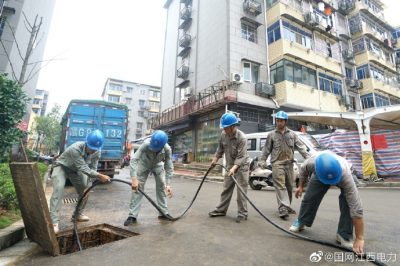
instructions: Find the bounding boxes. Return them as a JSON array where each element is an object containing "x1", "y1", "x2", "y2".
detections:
[
  {"x1": 371, "y1": 135, "x2": 388, "y2": 150},
  {"x1": 17, "y1": 121, "x2": 28, "y2": 132}
]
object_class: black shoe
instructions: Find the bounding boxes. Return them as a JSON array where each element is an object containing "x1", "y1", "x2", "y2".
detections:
[
  {"x1": 208, "y1": 210, "x2": 226, "y2": 217},
  {"x1": 279, "y1": 207, "x2": 289, "y2": 219},
  {"x1": 235, "y1": 216, "x2": 247, "y2": 223},
  {"x1": 124, "y1": 216, "x2": 137, "y2": 226},
  {"x1": 158, "y1": 214, "x2": 172, "y2": 221}
]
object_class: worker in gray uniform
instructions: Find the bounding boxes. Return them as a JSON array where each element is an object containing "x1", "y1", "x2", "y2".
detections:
[
  {"x1": 124, "y1": 130, "x2": 173, "y2": 225},
  {"x1": 259, "y1": 111, "x2": 309, "y2": 219},
  {"x1": 50, "y1": 129, "x2": 111, "y2": 233},
  {"x1": 209, "y1": 113, "x2": 250, "y2": 223},
  {"x1": 289, "y1": 151, "x2": 364, "y2": 255}
]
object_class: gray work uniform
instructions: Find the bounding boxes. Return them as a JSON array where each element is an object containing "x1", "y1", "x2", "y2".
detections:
[
  {"x1": 260, "y1": 128, "x2": 309, "y2": 212},
  {"x1": 214, "y1": 129, "x2": 250, "y2": 218},
  {"x1": 298, "y1": 152, "x2": 363, "y2": 240},
  {"x1": 128, "y1": 139, "x2": 173, "y2": 218},
  {"x1": 50, "y1": 141, "x2": 100, "y2": 224}
]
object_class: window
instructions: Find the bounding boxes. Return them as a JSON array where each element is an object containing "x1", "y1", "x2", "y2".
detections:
[
  {"x1": 0, "y1": 17, "x2": 6, "y2": 38},
  {"x1": 137, "y1": 122, "x2": 143, "y2": 129},
  {"x1": 270, "y1": 59, "x2": 317, "y2": 87},
  {"x1": 109, "y1": 83, "x2": 122, "y2": 91},
  {"x1": 149, "y1": 101, "x2": 160, "y2": 110},
  {"x1": 135, "y1": 134, "x2": 142, "y2": 140},
  {"x1": 126, "y1": 86, "x2": 133, "y2": 93},
  {"x1": 318, "y1": 73, "x2": 343, "y2": 96},
  {"x1": 352, "y1": 38, "x2": 365, "y2": 54},
  {"x1": 247, "y1": 139, "x2": 256, "y2": 151},
  {"x1": 267, "y1": 21, "x2": 281, "y2": 44},
  {"x1": 33, "y1": 99, "x2": 41, "y2": 105},
  {"x1": 138, "y1": 111, "x2": 144, "y2": 117},
  {"x1": 125, "y1": 98, "x2": 132, "y2": 104},
  {"x1": 139, "y1": 99, "x2": 145, "y2": 107},
  {"x1": 243, "y1": 62, "x2": 259, "y2": 83},
  {"x1": 375, "y1": 93, "x2": 389, "y2": 107},
  {"x1": 345, "y1": 67, "x2": 353, "y2": 79},
  {"x1": 150, "y1": 90, "x2": 160, "y2": 98},
  {"x1": 241, "y1": 22, "x2": 257, "y2": 43},
  {"x1": 140, "y1": 89, "x2": 146, "y2": 95},
  {"x1": 108, "y1": 95, "x2": 120, "y2": 103},
  {"x1": 260, "y1": 138, "x2": 267, "y2": 151},
  {"x1": 282, "y1": 21, "x2": 313, "y2": 49},
  {"x1": 361, "y1": 93, "x2": 374, "y2": 109},
  {"x1": 356, "y1": 64, "x2": 369, "y2": 79}
]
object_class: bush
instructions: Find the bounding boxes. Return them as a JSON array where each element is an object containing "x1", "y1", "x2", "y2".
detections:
[{"x1": 0, "y1": 162, "x2": 48, "y2": 210}]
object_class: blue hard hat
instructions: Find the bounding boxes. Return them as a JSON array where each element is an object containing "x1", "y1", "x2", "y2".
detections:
[
  {"x1": 149, "y1": 130, "x2": 168, "y2": 151},
  {"x1": 315, "y1": 152, "x2": 343, "y2": 185},
  {"x1": 220, "y1": 113, "x2": 239, "y2": 129},
  {"x1": 275, "y1": 111, "x2": 288, "y2": 120},
  {"x1": 86, "y1": 129, "x2": 105, "y2": 151}
]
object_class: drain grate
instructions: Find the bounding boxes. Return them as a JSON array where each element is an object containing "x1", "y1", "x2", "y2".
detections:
[{"x1": 63, "y1": 197, "x2": 78, "y2": 204}]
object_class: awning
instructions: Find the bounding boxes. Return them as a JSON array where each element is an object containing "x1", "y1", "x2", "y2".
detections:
[{"x1": 285, "y1": 105, "x2": 400, "y2": 130}]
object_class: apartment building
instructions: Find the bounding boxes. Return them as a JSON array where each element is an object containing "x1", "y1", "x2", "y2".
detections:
[
  {"x1": 0, "y1": 0, "x2": 55, "y2": 119},
  {"x1": 101, "y1": 78, "x2": 161, "y2": 142},
  {"x1": 155, "y1": 0, "x2": 399, "y2": 162},
  {"x1": 32, "y1": 89, "x2": 49, "y2": 116},
  {"x1": 393, "y1": 26, "x2": 400, "y2": 74}
]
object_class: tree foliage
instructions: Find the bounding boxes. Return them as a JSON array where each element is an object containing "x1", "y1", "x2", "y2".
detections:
[
  {"x1": 34, "y1": 104, "x2": 62, "y2": 154},
  {"x1": 0, "y1": 74, "x2": 29, "y2": 161}
]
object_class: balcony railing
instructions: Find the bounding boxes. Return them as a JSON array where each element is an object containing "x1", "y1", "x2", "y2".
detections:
[
  {"x1": 179, "y1": 34, "x2": 191, "y2": 48},
  {"x1": 338, "y1": 0, "x2": 355, "y2": 15},
  {"x1": 177, "y1": 65, "x2": 189, "y2": 79},
  {"x1": 149, "y1": 80, "x2": 237, "y2": 128},
  {"x1": 180, "y1": 6, "x2": 191, "y2": 20}
]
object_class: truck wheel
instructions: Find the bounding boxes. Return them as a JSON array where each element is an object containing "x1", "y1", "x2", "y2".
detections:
[{"x1": 249, "y1": 176, "x2": 263, "y2": 190}]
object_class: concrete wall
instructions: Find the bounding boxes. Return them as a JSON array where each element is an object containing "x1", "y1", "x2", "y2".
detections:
[{"x1": 161, "y1": 0, "x2": 180, "y2": 112}]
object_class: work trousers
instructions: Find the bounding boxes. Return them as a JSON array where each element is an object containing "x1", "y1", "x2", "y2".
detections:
[
  {"x1": 298, "y1": 176, "x2": 353, "y2": 240},
  {"x1": 128, "y1": 167, "x2": 168, "y2": 218},
  {"x1": 50, "y1": 165, "x2": 89, "y2": 224},
  {"x1": 214, "y1": 166, "x2": 249, "y2": 218},
  {"x1": 272, "y1": 163, "x2": 294, "y2": 211}
]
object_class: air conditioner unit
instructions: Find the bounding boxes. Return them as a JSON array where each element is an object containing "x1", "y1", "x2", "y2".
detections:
[
  {"x1": 342, "y1": 50, "x2": 354, "y2": 61},
  {"x1": 346, "y1": 78, "x2": 362, "y2": 89},
  {"x1": 231, "y1": 73, "x2": 243, "y2": 84},
  {"x1": 255, "y1": 82, "x2": 275, "y2": 97},
  {"x1": 304, "y1": 12, "x2": 319, "y2": 27},
  {"x1": 340, "y1": 95, "x2": 352, "y2": 106}
]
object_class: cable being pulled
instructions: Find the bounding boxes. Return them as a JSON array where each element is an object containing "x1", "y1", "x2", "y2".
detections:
[
  {"x1": 214, "y1": 163, "x2": 386, "y2": 266},
  {"x1": 72, "y1": 165, "x2": 214, "y2": 250}
]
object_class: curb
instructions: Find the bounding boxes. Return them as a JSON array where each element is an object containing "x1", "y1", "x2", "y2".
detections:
[
  {"x1": 0, "y1": 221, "x2": 25, "y2": 251},
  {"x1": 0, "y1": 238, "x2": 40, "y2": 266}
]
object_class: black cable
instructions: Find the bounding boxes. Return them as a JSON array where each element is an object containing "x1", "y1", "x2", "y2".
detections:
[
  {"x1": 72, "y1": 166, "x2": 213, "y2": 250},
  {"x1": 214, "y1": 164, "x2": 386, "y2": 266}
]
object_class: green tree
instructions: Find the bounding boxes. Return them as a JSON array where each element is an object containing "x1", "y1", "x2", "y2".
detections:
[
  {"x1": 34, "y1": 104, "x2": 62, "y2": 154},
  {"x1": 0, "y1": 74, "x2": 29, "y2": 161}
]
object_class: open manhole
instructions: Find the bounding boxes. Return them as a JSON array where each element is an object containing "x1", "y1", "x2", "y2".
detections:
[{"x1": 57, "y1": 223, "x2": 138, "y2": 255}]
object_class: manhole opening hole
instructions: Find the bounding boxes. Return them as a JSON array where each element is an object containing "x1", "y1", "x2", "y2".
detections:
[{"x1": 57, "y1": 223, "x2": 138, "y2": 255}]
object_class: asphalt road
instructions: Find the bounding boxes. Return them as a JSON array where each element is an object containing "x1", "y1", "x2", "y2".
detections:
[{"x1": 18, "y1": 168, "x2": 400, "y2": 266}]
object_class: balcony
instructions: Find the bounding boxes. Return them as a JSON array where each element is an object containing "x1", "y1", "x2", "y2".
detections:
[
  {"x1": 149, "y1": 81, "x2": 237, "y2": 128},
  {"x1": 177, "y1": 65, "x2": 189, "y2": 79},
  {"x1": 243, "y1": 0, "x2": 262, "y2": 16},
  {"x1": 354, "y1": 50, "x2": 397, "y2": 72},
  {"x1": 266, "y1": 0, "x2": 304, "y2": 26},
  {"x1": 351, "y1": 24, "x2": 394, "y2": 50},
  {"x1": 354, "y1": 0, "x2": 392, "y2": 31},
  {"x1": 273, "y1": 80, "x2": 345, "y2": 112},
  {"x1": 140, "y1": 105, "x2": 150, "y2": 110},
  {"x1": 180, "y1": 6, "x2": 191, "y2": 20},
  {"x1": 360, "y1": 78, "x2": 400, "y2": 97},
  {"x1": 178, "y1": 47, "x2": 191, "y2": 58},
  {"x1": 338, "y1": 0, "x2": 355, "y2": 15},
  {"x1": 268, "y1": 38, "x2": 342, "y2": 74},
  {"x1": 179, "y1": 34, "x2": 191, "y2": 48},
  {"x1": 396, "y1": 57, "x2": 400, "y2": 66}
]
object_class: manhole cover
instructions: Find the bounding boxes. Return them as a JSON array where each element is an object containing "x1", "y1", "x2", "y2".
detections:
[{"x1": 63, "y1": 197, "x2": 78, "y2": 204}]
